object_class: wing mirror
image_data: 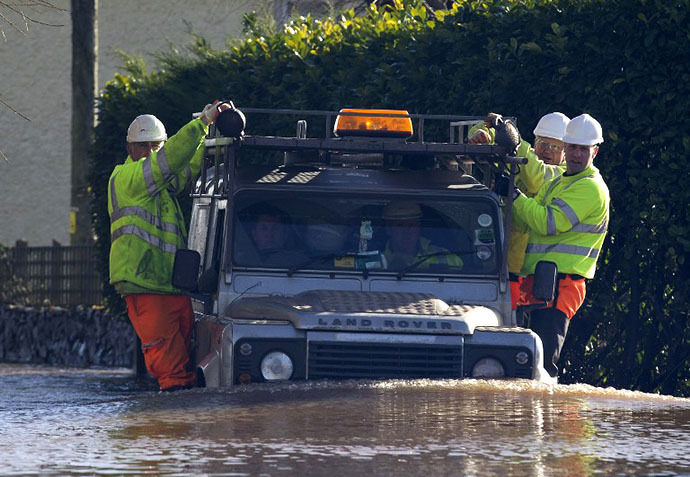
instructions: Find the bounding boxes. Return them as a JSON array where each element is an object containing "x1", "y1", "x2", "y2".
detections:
[
  {"x1": 172, "y1": 249, "x2": 201, "y2": 291},
  {"x1": 515, "y1": 261, "x2": 557, "y2": 327},
  {"x1": 532, "y1": 260, "x2": 558, "y2": 302}
]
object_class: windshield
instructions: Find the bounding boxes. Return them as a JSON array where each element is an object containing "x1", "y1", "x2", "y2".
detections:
[{"x1": 232, "y1": 192, "x2": 501, "y2": 276}]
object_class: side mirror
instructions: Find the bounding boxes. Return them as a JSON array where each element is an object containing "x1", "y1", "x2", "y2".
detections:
[
  {"x1": 532, "y1": 260, "x2": 558, "y2": 302},
  {"x1": 172, "y1": 249, "x2": 201, "y2": 291}
]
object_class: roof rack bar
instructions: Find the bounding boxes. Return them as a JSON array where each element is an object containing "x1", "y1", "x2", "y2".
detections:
[
  {"x1": 238, "y1": 135, "x2": 508, "y2": 158},
  {"x1": 235, "y1": 107, "x2": 516, "y2": 146},
  {"x1": 240, "y1": 107, "x2": 495, "y2": 123}
]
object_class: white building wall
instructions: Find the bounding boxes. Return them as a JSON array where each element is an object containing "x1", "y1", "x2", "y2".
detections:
[
  {"x1": 0, "y1": 2, "x2": 72, "y2": 247},
  {"x1": 0, "y1": 0, "x2": 255, "y2": 246},
  {"x1": 0, "y1": 0, "x2": 362, "y2": 246}
]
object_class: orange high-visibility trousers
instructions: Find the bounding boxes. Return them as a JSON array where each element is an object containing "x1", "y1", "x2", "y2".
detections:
[
  {"x1": 517, "y1": 274, "x2": 586, "y2": 320},
  {"x1": 125, "y1": 294, "x2": 195, "y2": 390},
  {"x1": 509, "y1": 274, "x2": 523, "y2": 311},
  {"x1": 517, "y1": 275, "x2": 585, "y2": 377}
]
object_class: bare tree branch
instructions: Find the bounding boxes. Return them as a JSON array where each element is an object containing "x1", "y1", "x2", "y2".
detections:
[
  {"x1": 0, "y1": 10, "x2": 28, "y2": 35},
  {"x1": 0, "y1": 0, "x2": 65, "y2": 40},
  {"x1": 0, "y1": 1, "x2": 64, "y2": 161},
  {"x1": 0, "y1": 95, "x2": 30, "y2": 121},
  {"x1": 0, "y1": 93, "x2": 30, "y2": 160}
]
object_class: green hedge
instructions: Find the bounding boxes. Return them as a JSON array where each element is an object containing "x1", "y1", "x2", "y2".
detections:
[{"x1": 91, "y1": 0, "x2": 690, "y2": 395}]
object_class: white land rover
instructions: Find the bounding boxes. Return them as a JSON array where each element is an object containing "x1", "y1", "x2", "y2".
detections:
[{"x1": 173, "y1": 105, "x2": 555, "y2": 387}]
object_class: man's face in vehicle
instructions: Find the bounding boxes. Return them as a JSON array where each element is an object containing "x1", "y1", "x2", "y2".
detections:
[
  {"x1": 534, "y1": 136, "x2": 565, "y2": 166},
  {"x1": 127, "y1": 141, "x2": 163, "y2": 161},
  {"x1": 564, "y1": 143, "x2": 598, "y2": 175},
  {"x1": 386, "y1": 218, "x2": 421, "y2": 254},
  {"x1": 251, "y1": 214, "x2": 285, "y2": 251}
]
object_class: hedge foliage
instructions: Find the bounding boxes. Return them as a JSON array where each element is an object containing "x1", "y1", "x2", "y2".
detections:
[{"x1": 91, "y1": 0, "x2": 690, "y2": 395}]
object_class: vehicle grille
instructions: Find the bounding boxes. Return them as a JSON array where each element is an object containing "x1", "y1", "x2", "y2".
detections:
[{"x1": 308, "y1": 341, "x2": 463, "y2": 379}]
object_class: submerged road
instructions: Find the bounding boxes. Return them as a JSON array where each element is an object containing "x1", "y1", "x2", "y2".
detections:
[{"x1": 2, "y1": 363, "x2": 690, "y2": 475}]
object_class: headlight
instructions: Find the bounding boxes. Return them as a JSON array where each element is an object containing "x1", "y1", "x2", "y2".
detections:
[
  {"x1": 260, "y1": 351, "x2": 294, "y2": 381},
  {"x1": 471, "y1": 357, "x2": 506, "y2": 378}
]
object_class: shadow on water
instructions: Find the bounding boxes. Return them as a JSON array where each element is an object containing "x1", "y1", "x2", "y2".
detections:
[{"x1": 2, "y1": 364, "x2": 690, "y2": 475}]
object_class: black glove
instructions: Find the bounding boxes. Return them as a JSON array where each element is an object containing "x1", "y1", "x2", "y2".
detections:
[
  {"x1": 494, "y1": 173, "x2": 509, "y2": 197},
  {"x1": 494, "y1": 173, "x2": 522, "y2": 200},
  {"x1": 493, "y1": 117, "x2": 521, "y2": 156}
]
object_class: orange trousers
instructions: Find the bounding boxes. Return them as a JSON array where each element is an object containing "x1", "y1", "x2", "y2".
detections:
[
  {"x1": 513, "y1": 274, "x2": 586, "y2": 319},
  {"x1": 125, "y1": 294, "x2": 195, "y2": 390},
  {"x1": 509, "y1": 275, "x2": 522, "y2": 310}
]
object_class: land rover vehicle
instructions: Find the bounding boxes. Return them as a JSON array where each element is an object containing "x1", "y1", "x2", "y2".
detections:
[{"x1": 173, "y1": 105, "x2": 555, "y2": 387}]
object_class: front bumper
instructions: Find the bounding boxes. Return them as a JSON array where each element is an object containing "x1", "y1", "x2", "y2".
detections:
[{"x1": 196, "y1": 320, "x2": 545, "y2": 386}]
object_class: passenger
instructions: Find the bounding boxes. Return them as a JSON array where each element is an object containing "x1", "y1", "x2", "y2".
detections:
[
  {"x1": 382, "y1": 201, "x2": 463, "y2": 270},
  {"x1": 469, "y1": 112, "x2": 570, "y2": 307},
  {"x1": 108, "y1": 101, "x2": 229, "y2": 392},
  {"x1": 511, "y1": 114, "x2": 610, "y2": 378}
]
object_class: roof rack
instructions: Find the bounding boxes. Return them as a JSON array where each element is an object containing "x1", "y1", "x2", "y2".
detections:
[
  {"x1": 207, "y1": 107, "x2": 510, "y2": 147},
  {"x1": 195, "y1": 107, "x2": 524, "y2": 198}
]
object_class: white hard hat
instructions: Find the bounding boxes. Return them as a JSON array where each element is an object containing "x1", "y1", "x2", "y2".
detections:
[
  {"x1": 562, "y1": 114, "x2": 603, "y2": 146},
  {"x1": 127, "y1": 114, "x2": 167, "y2": 143},
  {"x1": 306, "y1": 223, "x2": 347, "y2": 253},
  {"x1": 533, "y1": 112, "x2": 570, "y2": 140}
]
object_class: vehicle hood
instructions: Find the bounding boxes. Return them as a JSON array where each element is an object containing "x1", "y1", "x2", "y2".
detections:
[{"x1": 227, "y1": 289, "x2": 500, "y2": 335}]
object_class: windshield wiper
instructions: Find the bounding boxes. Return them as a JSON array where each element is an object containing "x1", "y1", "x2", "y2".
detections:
[
  {"x1": 396, "y1": 250, "x2": 470, "y2": 280},
  {"x1": 287, "y1": 253, "x2": 343, "y2": 277}
]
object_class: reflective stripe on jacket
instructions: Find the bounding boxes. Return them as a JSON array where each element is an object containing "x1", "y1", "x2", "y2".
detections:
[
  {"x1": 509, "y1": 140, "x2": 565, "y2": 273},
  {"x1": 108, "y1": 118, "x2": 207, "y2": 293},
  {"x1": 513, "y1": 165, "x2": 609, "y2": 279}
]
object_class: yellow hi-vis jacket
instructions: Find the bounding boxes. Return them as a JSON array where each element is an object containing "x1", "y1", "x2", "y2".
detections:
[
  {"x1": 509, "y1": 139, "x2": 565, "y2": 273},
  {"x1": 512, "y1": 164, "x2": 610, "y2": 279},
  {"x1": 108, "y1": 118, "x2": 208, "y2": 295},
  {"x1": 383, "y1": 237, "x2": 464, "y2": 269},
  {"x1": 468, "y1": 121, "x2": 566, "y2": 273}
]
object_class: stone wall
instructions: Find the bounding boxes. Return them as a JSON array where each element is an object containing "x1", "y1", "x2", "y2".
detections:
[{"x1": 0, "y1": 305, "x2": 135, "y2": 368}]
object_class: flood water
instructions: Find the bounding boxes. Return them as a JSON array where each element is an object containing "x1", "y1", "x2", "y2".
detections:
[{"x1": 2, "y1": 364, "x2": 690, "y2": 475}]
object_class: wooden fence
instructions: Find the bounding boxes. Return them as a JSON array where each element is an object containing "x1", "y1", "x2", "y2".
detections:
[{"x1": 8, "y1": 241, "x2": 103, "y2": 307}]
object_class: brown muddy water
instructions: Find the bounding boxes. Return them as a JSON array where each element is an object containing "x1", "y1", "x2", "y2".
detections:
[{"x1": 2, "y1": 364, "x2": 690, "y2": 476}]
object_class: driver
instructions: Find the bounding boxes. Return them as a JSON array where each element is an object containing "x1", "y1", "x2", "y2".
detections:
[
  {"x1": 245, "y1": 204, "x2": 306, "y2": 267},
  {"x1": 382, "y1": 201, "x2": 463, "y2": 270},
  {"x1": 251, "y1": 210, "x2": 287, "y2": 253}
]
